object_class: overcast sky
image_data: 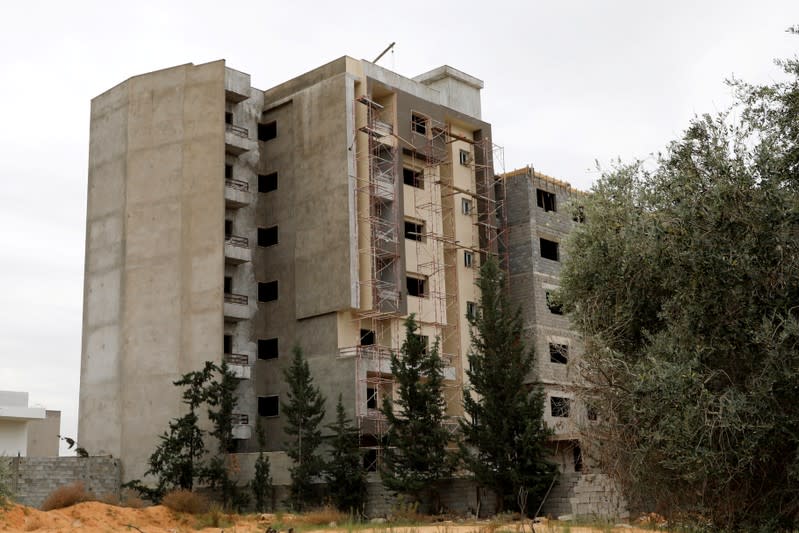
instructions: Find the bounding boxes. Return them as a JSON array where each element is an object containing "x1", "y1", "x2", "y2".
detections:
[{"x1": 1, "y1": 1, "x2": 797, "y2": 455}]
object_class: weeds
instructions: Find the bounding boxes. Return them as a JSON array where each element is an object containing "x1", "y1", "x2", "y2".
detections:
[
  {"x1": 161, "y1": 489, "x2": 209, "y2": 515},
  {"x1": 40, "y1": 482, "x2": 95, "y2": 511}
]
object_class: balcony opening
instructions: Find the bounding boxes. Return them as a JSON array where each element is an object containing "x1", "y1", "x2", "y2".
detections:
[
  {"x1": 404, "y1": 220, "x2": 424, "y2": 242},
  {"x1": 225, "y1": 164, "x2": 233, "y2": 180},
  {"x1": 549, "y1": 343, "x2": 569, "y2": 364},
  {"x1": 258, "y1": 281, "x2": 278, "y2": 302},
  {"x1": 258, "y1": 226, "x2": 279, "y2": 247},
  {"x1": 411, "y1": 113, "x2": 428, "y2": 135},
  {"x1": 258, "y1": 121, "x2": 277, "y2": 141},
  {"x1": 536, "y1": 189, "x2": 557, "y2": 212},
  {"x1": 258, "y1": 172, "x2": 278, "y2": 193},
  {"x1": 223, "y1": 334, "x2": 233, "y2": 354},
  {"x1": 540, "y1": 238, "x2": 559, "y2": 261},
  {"x1": 224, "y1": 276, "x2": 232, "y2": 294},
  {"x1": 258, "y1": 395, "x2": 279, "y2": 417},
  {"x1": 225, "y1": 219, "x2": 233, "y2": 239},
  {"x1": 551, "y1": 396, "x2": 571, "y2": 418},
  {"x1": 258, "y1": 338, "x2": 279, "y2": 360},
  {"x1": 406, "y1": 275, "x2": 427, "y2": 298},
  {"x1": 363, "y1": 449, "x2": 378, "y2": 472},
  {"x1": 360, "y1": 329, "x2": 375, "y2": 346},
  {"x1": 403, "y1": 168, "x2": 424, "y2": 189},
  {"x1": 225, "y1": 111, "x2": 233, "y2": 125}
]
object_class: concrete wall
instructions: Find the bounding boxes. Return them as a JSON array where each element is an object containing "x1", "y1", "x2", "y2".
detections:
[
  {"x1": 4, "y1": 456, "x2": 121, "y2": 509},
  {"x1": 80, "y1": 61, "x2": 226, "y2": 481},
  {"x1": 26, "y1": 411, "x2": 61, "y2": 457}
]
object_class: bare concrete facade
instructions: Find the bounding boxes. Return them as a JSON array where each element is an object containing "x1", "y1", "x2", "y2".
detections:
[
  {"x1": 503, "y1": 166, "x2": 625, "y2": 518},
  {"x1": 80, "y1": 57, "x2": 497, "y2": 484}
]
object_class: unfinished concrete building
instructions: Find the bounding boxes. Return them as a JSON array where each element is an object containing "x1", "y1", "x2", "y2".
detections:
[
  {"x1": 503, "y1": 166, "x2": 624, "y2": 518},
  {"x1": 79, "y1": 58, "x2": 504, "y2": 487}
]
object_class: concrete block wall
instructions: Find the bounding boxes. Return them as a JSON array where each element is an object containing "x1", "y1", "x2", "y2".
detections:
[
  {"x1": 540, "y1": 472, "x2": 627, "y2": 519},
  {"x1": 4, "y1": 456, "x2": 121, "y2": 509}
]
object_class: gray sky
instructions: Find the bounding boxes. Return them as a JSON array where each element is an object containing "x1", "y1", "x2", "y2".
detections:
[{"x1": 1, "y1": 1, "x2": 797, "y2": 454}]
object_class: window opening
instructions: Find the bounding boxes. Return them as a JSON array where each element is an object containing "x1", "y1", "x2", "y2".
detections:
[
  {"x1": 551, "y1": 396, "x2": 571, "y2": 418},
  {"x1": 540, "y1": 238, "x2": 559, "y2": 261},
  {"x1": 258, "y1": 281, "x2": 278, "y2": 302},
  {"x1": 459, "y1": 149, "x2": 470, "y2": 165},
  {"x1": 406, "y1": 276, "x2": 427, "y2": 298},
  {"x1": 258, "y1": 121, "x2": 277, "y2": 141},
  {"x1": 546, "y1": 291, "x2": 563, "y2": 315},
  {"x1": 258, "y1": 226, "x2": 279, "y2": 247},
  {"x1": 464, "y1": 251, "x2": 474, "y2": 268},
  {"x1": 536, "y1": 189, "x2": 557, "y2": 212},
  {"x1": 366, "y1": 387, "x2": 378, "y2": 409},
  {"x1": 258, "y1": 338, "x2": 279, "y2": 360},
  {"x1": 258, "y1": 395, "x2": 279, "y2": 417},
  {"x1": 360, "y1": 329, "x2": 375, "y2": 346},
  {"x1": 466, "y1": 301, "x2": 477, "y2": 320},
  {"x1": 223, "y1": 334, "x2": 233, "y2": 354},
  {"x1": 403, "y1": 168, "x2": 424, "y2": 189},
  {"x1": 258, "y1": 172, "x2": 278, "y2": 192},
  {"x1": 404, "y1": 220, "x2": 424, "y2": 241},
  {"x1": 225, "y1": 164, "x2": 233, "y2": 179},
  {"x1": 224, "y1": 276, "x2": 232, "y2": 294},
  {"x1": 462, "y1": 198, "x2": 472, "y2": 215},
  {"x1": 549, "y1": 343, "x2": 569, "y2": 364},
  {"x1": 225, "y1": 112, "x2": 233, "y2": 125},
  {"x1": 411, "y1": 113, "x2": 427, "y2": 135},
  {"x1": 573, "y1": 444, "x2": 583, "y2": 472}
]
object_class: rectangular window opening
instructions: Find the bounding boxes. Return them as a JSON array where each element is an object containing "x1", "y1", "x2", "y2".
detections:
[
  {"x1": 363, "y1": 449, "x2": 378, "y2": 472},
  {"x1": 540, "y1": 238, "x2": 559, "y2": 261},
  {"x1": 551, "y1": 396, "x2": 571, "y2": 418},
  {"x1": 403, "y1": 167, "x2": 424, "y2": 189},
  {"x1": 258, "y1": 395, "x2": 279, "y2": 417},
  {"x1": 258, "y1": 281, "x2": 278, "y2": 302},
  {"x1": 225, "y1": 164, "x2": 233, "y2": 180},
  {"x1": 536, "y1": 189, "x2": 557, "y2": 212},
  {"x1": 459, "y1": 149, "x2": 470, "y2": 166},
  {"x1": 225, "y1": 111, "x2": 233, "y2": 125},
  {"x1": 360, "y1": 329, "x2": 375, "y2": 346},
  {"x1": 461, "y1": 198, "x2": 472, "y2": 215},
  {"x1": 258, "y1": 121, "x2": 277, "y2": 141},
  {"x1": 466, "y1": 301, "x2": 477, "y2": 320},
  {"x1": 411, "y1": 334, "x2": 430, "y2": 355},
  {"x1": 223, "y1": 334, "x2": 233, "y2": 354},
  {"x1": 546, "y1": 291, "x2": 564, "y2": 315},
  {"x1": 549, "y1": 343, "x2": 569, "y2": 364},
  {"x1": 404, "y1": 220, "x2": 424, "y2": 241},
  {"x1": 258, "y1": 226, "x2": 279, "y2": 247},
  {"x1": 258, "y1": 172, "x2": 278, "y2": 192},
  {"x1": 411, "y1": 113, "x2": 427, "y2": 135},
  {"x1": 464, "y1": 251, "x2": 474, "y2": 268},
  {"x1": 587, "y1": 405, "x2": 598, "y2": 422},
  {"x1": 258, "y1": 338, "x2": 279, "y2": 360},
  {"x1": 224, "y1": 276, "x2": 232, "y2": 294},
  {"x1": 366, "y1": 387, "x2": 378, "y2": 410},
  {"x1": 406, "y1": 275, "x2": 427, "y2": 298},
  {"x1": 225, "y1": 219, "x2": 233, "y2": 239}
]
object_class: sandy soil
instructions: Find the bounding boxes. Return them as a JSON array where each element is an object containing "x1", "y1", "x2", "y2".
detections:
[{"x1": 0, "y1": 502, "x2": 654, "y2": 532}]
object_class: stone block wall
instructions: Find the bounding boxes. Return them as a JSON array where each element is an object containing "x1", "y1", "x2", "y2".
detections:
[
  {"x1": 540, "y1": 472, "x2": 627, "y2": 520},
  {"x1": 4, "y1": 456, "x2": 121, "y2": 509}
]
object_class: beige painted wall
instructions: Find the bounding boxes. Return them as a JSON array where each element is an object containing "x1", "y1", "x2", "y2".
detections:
[{"x1": 80, "y1": 61, "x2": 226, "y2": 481}]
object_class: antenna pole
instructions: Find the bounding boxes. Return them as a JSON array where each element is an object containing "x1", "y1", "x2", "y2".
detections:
[{"x1": 372, "y1": 42, "x2": 396, "y2": 64}]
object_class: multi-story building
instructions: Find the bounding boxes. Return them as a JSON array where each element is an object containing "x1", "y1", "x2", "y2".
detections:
[
  {"x1": 79, "y1": 58, "x2": 503, "y2": 484},
  {"x1": 503, "y1": 166, "x2": 624, "y2": 518}
]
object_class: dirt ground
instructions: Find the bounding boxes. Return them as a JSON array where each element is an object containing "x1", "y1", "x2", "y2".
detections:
[{"x1": 0, "y1": 502, "x2": 655, "y2": 532}]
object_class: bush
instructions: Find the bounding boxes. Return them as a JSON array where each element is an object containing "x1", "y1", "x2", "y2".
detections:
[
  {"x1": 40, "y1": 482, "x2": 94, "y2": 511},
  {"x1": 0, "y1": 457, "x2": 12, "y2": 507},
  {"x1": 161, "y1": 489, "x2": 209, "y2": 514}
]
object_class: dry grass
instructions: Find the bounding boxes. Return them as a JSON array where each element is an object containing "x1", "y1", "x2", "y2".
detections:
[
  {"x1": 161, "y1": 489, "x2": 209, "y2": 515},
  {"x1": 97, "y1": 489, "x2": 147, "y2": 509},
  {"x1": 40, "y1": 482, "x2": 95, "y2": 511},
  {"x1": 293, "y1": 505, "x2": 350, "y2": 526}
]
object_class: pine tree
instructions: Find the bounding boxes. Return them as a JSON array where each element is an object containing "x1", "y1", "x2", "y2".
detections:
[
  {"x1": 283, "y1": 345, "x2": 326, "y2": 511},
  {"x1": 326, "y1": 394, "x2": 367, "y2": 513},
  {"x1": 251, "y1": 419, "x2": 273, "y2": 512},
  {"x1": 460, "y1": 258, "x2": 555, "y2": 513},
  {"x1": 145, "y1": 361, "x2": 216, "y2": 499},
  {"x1": 381, "y1": 315, "x2": 451, "y2": 507}
]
